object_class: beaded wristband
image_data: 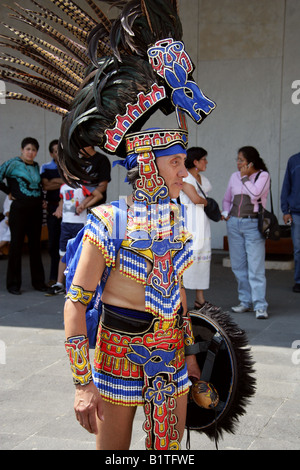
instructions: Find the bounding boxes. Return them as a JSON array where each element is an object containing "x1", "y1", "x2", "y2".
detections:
[
  {"x1": 66, "y1": 283, "x2": 95, "y2": 306},
  {"x1": 182, "y1": 316, "x2": 195, "y2": 348},
  {"x1": 65, "y1": 335, "x2": 93, "y2": 386}
]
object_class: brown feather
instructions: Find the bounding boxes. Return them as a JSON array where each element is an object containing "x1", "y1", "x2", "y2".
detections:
[
  {"x1": 28, "y1": 0, "x2": 89, "y2": 43},
  {"x1": 7, "y1": 12, "x2": 89, "y2": 65},
  {"x1": 0, "y1": 53, "x2": 78, "y2": 95},
  {"x1": 0, "y1": 67, "x2": 74, "y2": 105},
  {"x1": 1, "y1": 24, "x2": 85, "y2": 83},
  {"x1": 4, "y1": 91, "x2": 67, "y2": 115},
  {"x1": 0, "y1": 39, "x2": 79, "y2": 84},
  {"x1": 48, "y1": 0, "x2": 96, "y2": 30},
  {"x1": 84, "y1": 0, "x2": 111, "y2": 31},
  {"x1": 1, "y1": 23, "x2": 85, "y2": 72}
]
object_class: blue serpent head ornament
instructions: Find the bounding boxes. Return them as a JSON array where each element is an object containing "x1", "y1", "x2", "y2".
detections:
[{"x1": 148, "y1": 38, "x2": 216, "y2": 124}]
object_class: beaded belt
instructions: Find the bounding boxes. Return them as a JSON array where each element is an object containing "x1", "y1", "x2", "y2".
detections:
[{"x1": 101, "y1": 304, "x2": 154, "y2": 333}]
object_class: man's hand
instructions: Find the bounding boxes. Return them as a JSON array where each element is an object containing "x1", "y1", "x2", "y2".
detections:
[
  {"x1": 75, "y1": 202, "x2": 85, "y2": 215},
  {"x1": 283, "y1": 214, "x2": 292, "y2": 225},
  {"x1": 240, "y1": 163, "x2": 252, "y2": 178},
  {"x1": 53, "y1": 206, "x2": 62, "y2": 218},
  {"x1": 74, "y1": 381, "x2": 104, "y2": 434}
]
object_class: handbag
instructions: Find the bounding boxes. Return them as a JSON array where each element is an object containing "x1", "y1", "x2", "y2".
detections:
[
  {"x1": 255, "y1": 172, "x2": 281, "y2": 241},
  {"x1": 197, "y1": 182, "x2": 222, "y2": 222},
  {"x1": 257, "y1": 203, "x2": 281, "y2": 240}
]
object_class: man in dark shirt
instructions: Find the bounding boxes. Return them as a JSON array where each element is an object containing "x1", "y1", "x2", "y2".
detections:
[
  {"x1": 281, "y1": 152, "x2": 300, "y2": 293},
  {"x1": 79, "y1": 147, "x2": 111, "y2": 209},
  {"x1": 41, "y1": 140, "x2": 64, "y2": 285}
]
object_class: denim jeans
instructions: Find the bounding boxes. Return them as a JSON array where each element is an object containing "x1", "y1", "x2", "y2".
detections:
[
  {"x1": 291, "y1": 213, "x2": 300, "y2": 284},
  {"x1": 227, "y1": 217, "x2": 268, "y2": 311}
]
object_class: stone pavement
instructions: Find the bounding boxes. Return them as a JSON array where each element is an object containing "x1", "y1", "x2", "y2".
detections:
[{"x1": 0, "y1": 250, "x2": 299, "y2": 451}]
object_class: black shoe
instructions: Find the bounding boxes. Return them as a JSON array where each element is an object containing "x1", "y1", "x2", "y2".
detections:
[
  {"x1": 34, "y1": 284, "x2": 48, "y2": 292},
  {"x1": 292, "y1": 283, "x2": 300, "y2": 293},
  {"x1": 8, "y1": 288, "x2": 21, "y2": 295},
  {"x1": 45, "y1": 283, "x2": 65, "y2": 296}
]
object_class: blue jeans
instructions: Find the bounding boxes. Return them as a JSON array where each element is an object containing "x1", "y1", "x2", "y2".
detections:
[
  {"x1": 59, "y1": 222, "x2": 84, "y2": 256},
  {"x1": 291, "y1": 213, "x2": 300, "y2": 284},
  {"x1": 227, "y1": 217, "x2": 268, "y2": 311}
]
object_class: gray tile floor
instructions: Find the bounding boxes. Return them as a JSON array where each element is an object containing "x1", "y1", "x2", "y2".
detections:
[{"x1": 0, "y1": 250, "x2": 299, "y2": 450}]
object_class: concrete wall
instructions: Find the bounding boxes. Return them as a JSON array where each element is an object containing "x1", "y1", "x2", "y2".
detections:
[{"x1": 0, "y1": 0, "x2": 299, "y2": 248}]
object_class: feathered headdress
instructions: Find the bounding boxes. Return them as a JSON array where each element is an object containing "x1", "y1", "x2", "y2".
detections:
[{"x1": 0, "y1": 0, "x2": 216, "y2": 185}]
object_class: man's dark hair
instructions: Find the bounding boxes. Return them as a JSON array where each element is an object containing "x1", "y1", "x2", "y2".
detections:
[
  {"x1": 49, "y1": 139, "x2": 59, "y2": 154},
  {"x1": 21, "y1": 137, "x2": 39, "y2": 151}
]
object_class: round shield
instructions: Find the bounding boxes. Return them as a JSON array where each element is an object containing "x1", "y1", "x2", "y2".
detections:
[{"x1": 186, "y1": 309, "x2": 256, "y2": 443}]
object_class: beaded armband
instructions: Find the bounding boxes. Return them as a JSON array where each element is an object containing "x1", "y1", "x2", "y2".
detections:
[
  {"x1": 66, "y1": 283, "x2": 95, "y2": 306},
  {"x1": 65, "y1": 335, "x2": 93, "y2": 386},
  {"x1": 182, "y1": 316, "x2": 195, "y2": 354}
]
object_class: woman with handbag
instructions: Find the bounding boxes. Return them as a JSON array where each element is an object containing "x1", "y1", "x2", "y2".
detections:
[
  {"x1": 222, "y1": 146, "x2": 270, "y2": 319},
  {"x1": 180, "y1": 147, "x2": 220, "y2": 312}
]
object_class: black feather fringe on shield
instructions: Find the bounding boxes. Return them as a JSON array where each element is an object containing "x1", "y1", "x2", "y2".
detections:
[{"x1": 186, "y1": 309, "x2": 256, "y2": 445}]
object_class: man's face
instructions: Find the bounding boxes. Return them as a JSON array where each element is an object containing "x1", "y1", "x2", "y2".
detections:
[
  {"x1": 156, "y1": 152, "x2": 188, "y2": 199},
  {"x1": 50, "y1": 144, "x2": 59, "y2": 162},
  {"x1": 236, "y1": 152, "x2": 248, "y2": 172},
  {"x1": 21, "y1": 144, "x2": 38, "y2": 164}
]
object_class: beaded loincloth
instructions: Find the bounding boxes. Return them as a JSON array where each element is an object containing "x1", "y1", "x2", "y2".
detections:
[{"x1": 93, "y1": 304, "x2": 188, "y2": 407}]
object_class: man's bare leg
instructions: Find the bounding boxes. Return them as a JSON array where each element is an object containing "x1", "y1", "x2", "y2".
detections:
[
  {"x1": 96, "y1": 392, "x2": 187, "y2": 450},
  {"x1": 175, "y1": 393, "x2": 188, "y2": 443},
  {"x1": 96, "y1": 401, "x2": 137, "y2": 450}
]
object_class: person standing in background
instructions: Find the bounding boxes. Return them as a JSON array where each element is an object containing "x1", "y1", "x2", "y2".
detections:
[
  {"x1": 78, "y1": 146, "x2": 111, "y2": 209},
  {"x1": 0, "y1": 137, "x2": 46, "y2": 295},
  {"x1": 46, "y1": 183, "x2": 92, "y2": 296},
  {"x1": 222, "y1": 146, "x2": 270, "y2": 319},
  {"x1": 280, "y1": 151, "x2": 300, "y2": 293},
  {"x1": 180, "y1": 147, "x2": 220, "y2": 313},
  {"x1": 41, "y1": 139, "x2": 64, "y2": 286},
  {"x1": 0, "y1": 195, "x2": 12, "y2": 258}
]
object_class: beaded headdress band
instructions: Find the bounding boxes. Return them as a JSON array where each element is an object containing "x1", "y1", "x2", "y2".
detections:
[{"x1": 124, "y1": 128, "x2": 189, "y2": 203}]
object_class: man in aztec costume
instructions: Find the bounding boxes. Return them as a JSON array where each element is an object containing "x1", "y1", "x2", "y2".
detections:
[{"x1": 0, "y1": 0, "x2": 256, "y2": 450}]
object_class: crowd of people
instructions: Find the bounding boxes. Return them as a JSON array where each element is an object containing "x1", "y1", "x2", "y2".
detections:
[
  {"x1": 180, "y1": 145, "x2": 300, "y2": 321},
  {"x1": 1, "y1": 139, "x2": 299, "y2": 314},
  {"x1": 0, "y1": 138, "x2": 111, "y2": 296}
]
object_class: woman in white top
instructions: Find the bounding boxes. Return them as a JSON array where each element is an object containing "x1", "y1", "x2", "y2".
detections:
[
  {"x1": 180, "y1": 147, "x2": 219, "y2": 312},
  {"x1": 0, "y1": 196, "x2": 12, "y2": 257}
]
